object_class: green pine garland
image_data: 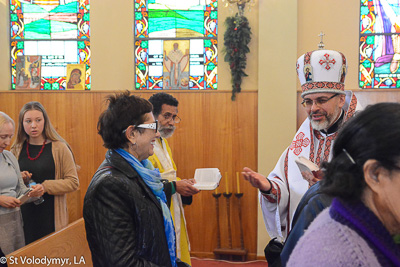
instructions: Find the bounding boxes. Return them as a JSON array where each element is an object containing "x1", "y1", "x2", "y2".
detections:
[{"x1": 224, "y1": 14, "x2": 252, "y2": 101}]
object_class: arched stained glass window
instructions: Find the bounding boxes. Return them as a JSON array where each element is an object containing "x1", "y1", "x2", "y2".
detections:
[
  {"x1": 9, "y1": 0, "x2": 90, "y2": 90},
  {"x1": 134, "y1": 0, "x2": 217, "y2": 90},
  {"x1": 360, "y1": 0, "x2": 400, "y2": 88}
]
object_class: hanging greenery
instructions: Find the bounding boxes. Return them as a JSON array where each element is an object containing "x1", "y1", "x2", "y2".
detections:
[{"x1": 224, "y1": 14, "x2": 252, "y2": 101}]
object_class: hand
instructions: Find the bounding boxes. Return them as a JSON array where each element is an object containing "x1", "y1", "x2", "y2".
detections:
[
  {"x1": 301, "y1": 171, "x2": 323, "y2": 187},
  {"x1": 21, "y1": 171, "x2": 32, "y2": 184},
  {"x1": 29, "y1": 184, "x2": 45, "y2": 197},
  {"x1": 184, "y1": 179, "x2": 196, "y2": 185},
  {"x1": 175, "y1": 180, "x2": 199, "y2": 197},
  {"x1": 242, "y1": 167, "x2": 271, "y2": 192},
  {"x1": 0, "y1": 195, "x2": 21, "y2": 208}
]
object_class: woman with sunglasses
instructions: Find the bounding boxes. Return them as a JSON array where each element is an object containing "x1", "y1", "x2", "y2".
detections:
[{"x1": 84, "y1": 91, "x2": 189, "y2": 267}]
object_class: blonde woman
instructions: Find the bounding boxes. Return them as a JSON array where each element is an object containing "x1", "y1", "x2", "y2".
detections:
[
  {"x1": 11, "y1": 102, "x2": 79, "y2": 244},
  {"x1": 0, "y1": 111, "x2": 43, "y2": 254}
]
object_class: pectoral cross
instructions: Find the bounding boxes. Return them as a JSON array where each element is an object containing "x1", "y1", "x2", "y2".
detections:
[{"x1": 318, "y1": 31, "x2": 325, "y2": 49}]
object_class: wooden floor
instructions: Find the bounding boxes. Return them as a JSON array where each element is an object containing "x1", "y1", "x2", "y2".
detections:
[{"x1": 191, "y1": 258, "x2": 267, "y2": 267}]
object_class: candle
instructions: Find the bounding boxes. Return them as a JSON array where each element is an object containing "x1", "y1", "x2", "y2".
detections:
[
  {"x1": 225, "y1": 172, "x2": 229, "y2": 193},
  {"x1": 236, "y1": 172, "x2": 240, "y2": 194},
  {"x1": 215, "y1": 186, "x2": 218, "y2": 194}
]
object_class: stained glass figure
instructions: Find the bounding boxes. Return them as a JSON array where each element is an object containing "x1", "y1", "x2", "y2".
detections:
[
  {"x1": 9, "y1": 0, "x2": 91, "y2": 90},
  {"x1": 134, "y1": 0, "x2": 217, "y2": 90},
  {"x1": 360, "y1": 0, "x2": 400, "y2": 88}
]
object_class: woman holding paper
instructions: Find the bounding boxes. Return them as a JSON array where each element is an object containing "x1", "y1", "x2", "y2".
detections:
[{"x1": 0, "y1": 112, "x2": 43, "y2": 254}]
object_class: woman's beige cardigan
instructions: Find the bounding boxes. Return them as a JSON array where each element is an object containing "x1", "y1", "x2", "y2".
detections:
[{"x1": 12, "y1": 141, "x2": 79, "y2": 231}]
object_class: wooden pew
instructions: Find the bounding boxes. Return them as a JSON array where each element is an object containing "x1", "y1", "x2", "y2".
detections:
[{"x1": 6, "y1": 218, "x2": 92, "y2": 266}]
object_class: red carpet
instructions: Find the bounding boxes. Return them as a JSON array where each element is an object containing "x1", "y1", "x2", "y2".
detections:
[{"x1": 191, "y1": 257, "x2": 267, "y2": 267}]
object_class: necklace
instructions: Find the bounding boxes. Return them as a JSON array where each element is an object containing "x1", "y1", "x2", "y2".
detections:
[{"x1": 26, "y1": 140, "x2": 46, "y2": 161}]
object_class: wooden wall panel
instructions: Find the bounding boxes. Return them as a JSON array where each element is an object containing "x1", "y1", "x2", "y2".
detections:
[{"x1": 0, "y1": 91, "x2": 258, "y2": 259}]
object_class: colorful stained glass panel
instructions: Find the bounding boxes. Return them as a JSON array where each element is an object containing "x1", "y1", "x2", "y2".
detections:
[
  {"x1": 359, "y1": 0, "x2": 400, "y2": 88},
  {"x1": 134, "y1": 0, "x2": 217, "y2": 90},
  {"x1": 9, "y1": 0, "x2": 90, "y2": 90}
]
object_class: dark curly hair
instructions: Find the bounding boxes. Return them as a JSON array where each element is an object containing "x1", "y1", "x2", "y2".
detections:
[
  {"x1": 321, "y1": 102, "x2": 400, "y2": 201},
  {"x1": 148, "y1": 93, "x2": 178, "y2": 117},
  {"x1": 97, "y1": 91, "x2": 153, "y2": 149}
]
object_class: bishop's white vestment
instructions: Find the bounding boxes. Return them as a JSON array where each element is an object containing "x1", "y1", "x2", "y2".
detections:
[{"x1": 260, "y1": 91, "x2": 361, "y2": 240}]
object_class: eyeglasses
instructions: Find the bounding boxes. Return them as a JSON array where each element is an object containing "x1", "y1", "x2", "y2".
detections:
[
  {"x1": 122, "y1": 121, "x2": 158, "y2": 134},
  {"x1": 136, "y1": 121, "x2": 158, "y2": 133},
  {"x1": 162, "y1": 113, "x2": 181, "y2": 124},
  {"x1": 301, "y1": 93, "x2": 339, "y2": 108}
]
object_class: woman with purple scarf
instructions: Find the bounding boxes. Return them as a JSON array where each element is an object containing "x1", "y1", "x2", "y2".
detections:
[{"x1": 288, "y1": 102, "x2": 400, "y2": 266}]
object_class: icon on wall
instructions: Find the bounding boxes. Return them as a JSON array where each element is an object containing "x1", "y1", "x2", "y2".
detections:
[
  {"x1": 163, "y1": 40, "x2": 190, "y2": 89},
  {"x1": 16, "y1": 55, "x2": 42, "y2": 90},
  {"x1": 66, "y1": 64, "x2": 86, "y2": 90}
]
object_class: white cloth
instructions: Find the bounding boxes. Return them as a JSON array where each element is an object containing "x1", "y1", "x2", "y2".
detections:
[
  {"x1": 260, "y1": 90, "x2": 361, "y2": 240},
  {"x1": 153, "y1": 139, "x2": 189, "y2": 257}
]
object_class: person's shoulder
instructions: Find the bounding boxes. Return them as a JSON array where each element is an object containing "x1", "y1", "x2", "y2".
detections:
[
  {"x1": 51, "y1": 141, "x2": 72, "y2": 155},
  {"x1": 3, "y1": 149, "x2": 14, "y2": 158},
  {"x1": 287, "y1": 209, "x2": 340, "y2": 265},
  {"x1": 2, "y1": 150, "x2": 18, "y2": 164},
  {"x1": 52, "y1": 140, "x2": 67, "y2": 148}
]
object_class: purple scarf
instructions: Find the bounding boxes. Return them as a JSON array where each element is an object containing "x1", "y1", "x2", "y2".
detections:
[{"x1": 330, "y1": 198, "x2": 400, "y2": 267}]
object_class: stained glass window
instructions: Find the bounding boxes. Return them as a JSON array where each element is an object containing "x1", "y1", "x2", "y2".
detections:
[
  {"x1": 360, "y1": 0, "x2": 400, "y2": 88},
  {"x1": 134, "y1": 0, "x2": 217, "y2": 90},
  {"x1": 9, "y1": 0, "x2": 90, "y2": 90}
]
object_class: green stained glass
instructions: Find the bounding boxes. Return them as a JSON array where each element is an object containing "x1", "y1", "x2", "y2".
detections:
[
  {"x1": 52, "y1": 83, "x2": 60, "y2": 90},
  {"x1": 12, "y1": 84, "x2": 16, "y2": 90},
  {"x1": 87, "y1": 84, "x2": 91, "y2": 90},
  {"x1": 10, "y1": 14, "x2": 17, "y2": 22},
  {"x1": 366, "y1": 36, "x2": 374, "y2": 45},
  {"x1": 359, "y1": 81, "x2": 365, "y2": 87},
  {"x1": 17, "y1": 42, "x2": 24, "y2": 49},
  {"x1": 136, "y1": 12, "x2": 143, "y2": 20},
  {"x1": 78, "y1": 41, "x2": 85, "y2": 49},
  {"x1": 204, "y1": 40, "x2": 212, "y2": 47},
  {"x1": 207, "y1": 63, "x2": 215, "y2": 71},
  {"x1": 44, "y1": 83, "x2": 51, "y2": 90},
  {"x1": 50, "y1": 20, "x2": 78, "y2": 33},
  {"x1": 210, "y1": 11, "x2": 217, "y2": 19},
  {"x1": 138, "y1": 63, "x2": 146, "y2": 71},
  {"x1": 25, "y1": 19, "x2": 50, "y2": 34},
  {"x1": 136, "y1": 83, "x2": 141, "y2": 89},
  {"x1": 363, "y1": 61, "x2": 371, "y2": 68},
  {"x1": 21, "y1": 3, "x2": 47, "y2": 13},
  {"x1": 148, "y1": 10, "x2": 203, "y2": 37},
  {"x1": 84, "y1": 14, "x2": 90, "y2": 21},
  {"x1": 135, "y1": 3, "x2": 139, "y2": 9},
  {"x1": 141, "y1": 41, "x2": 148, "y2": 48}
]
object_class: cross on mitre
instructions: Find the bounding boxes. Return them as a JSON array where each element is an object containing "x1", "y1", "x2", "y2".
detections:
[{"x1": 318, "y1": 31, "x2": 325, "y2": 50}]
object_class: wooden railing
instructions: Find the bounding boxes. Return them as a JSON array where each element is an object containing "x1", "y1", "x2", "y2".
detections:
[{"x1": 6, "y1": 218, "x2": 92, "y2": 267}]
